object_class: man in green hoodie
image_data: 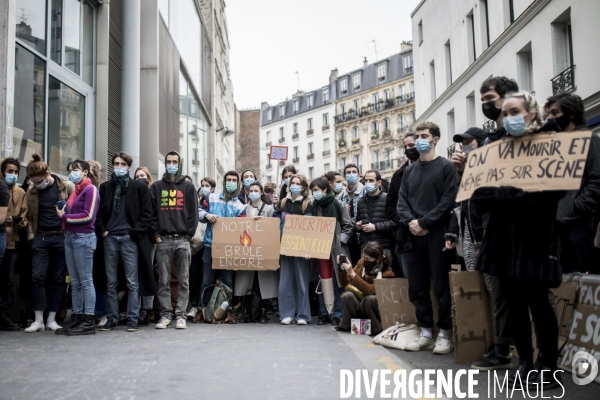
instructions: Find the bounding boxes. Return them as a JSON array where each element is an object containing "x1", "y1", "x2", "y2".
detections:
[{"x1": 150, "y1": 151, "x2": 199, "y2": 330}]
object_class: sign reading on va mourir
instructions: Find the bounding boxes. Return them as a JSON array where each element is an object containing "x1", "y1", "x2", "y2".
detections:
[
  {"x1": 279, "y1": 215, "x2": 336, "y2": 259},
  {"x1": 456, "y1": 131, "x2": 592, "y2": 202},
  {"x1": 211, "y1": 218, "x2": 280, "y2": 271}
]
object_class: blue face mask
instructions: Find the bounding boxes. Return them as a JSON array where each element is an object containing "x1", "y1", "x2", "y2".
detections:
[
  {"x1": 226, "y1": 182, "x2": 238, "y2": 194},
  {"x1": 166, "y1": 165, "x2": 179, "y2": 176},
  {"x1": 415, "y1": 139, "x2": 432, "y2": 154},
  {"x1": 5, "y1": 174, "x2": 17, "y2": 185},
  {"x1": 244, "y1": 177, "x2": 255, "y2": 189},
  {"x1": 345, "y1": 173, "x2": 358, "y2": 185},
  {"x1": 248, "y1": 192, "x2": 261, "y2": 203},
  {"x1": 333, "y1": 182, "x2": 343, "y2": 193},
  {"x1": 283, "y1": 178, "x2": 290, "y2": 186},
  {"x1": 365, "y1": 183, "x2": 377, "y2": 193},
  {"x1": 290, "y1": 184, "x2": 302, "y2": 195},
  {"x1": 504, "y1": 115, "x2": 527, "y2": 137},
  {"x1": 69, "y1": 171, "x2": 82, "y2": 184},
  {"x1": 313, "y1": 190, "x2": 323, "y2": 201},
  {"x1": 200, "y1": 187, "x2": 211, "y2": 197},
  {"x1": 114, "y1": 167, "x2": 128, "y2": 178}
]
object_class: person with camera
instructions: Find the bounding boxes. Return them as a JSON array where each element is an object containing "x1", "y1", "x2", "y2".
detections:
[{"x1": 335, "y1": 241, "x2": 395, "y2": 337}]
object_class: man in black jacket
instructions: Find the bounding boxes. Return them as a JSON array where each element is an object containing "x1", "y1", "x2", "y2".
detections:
[
  {"x1": 356, "y1": 170, "x2": 397, "y2": 251},
  {"x1": 96, "y1": 152, "x2": 153, "y2": 332}
]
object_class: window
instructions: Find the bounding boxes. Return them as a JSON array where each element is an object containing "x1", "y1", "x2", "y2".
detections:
[
  {"x1": 430, "y1": 60, "x2": 436, "y2": 102},
  {"x1": 308, "y1": 95, "x2": 314, "y2": 109},
  {"x1": 267, "y1": 152, "x2": 272, "y2": 167},
  {"x1": 505, "y1": 0, "x2": 515, "y2": 28},
  {"x1": 353, "y1": 99, "x2": 360, "y2": 110},
  {"x1": 308, "y1": 142, "x2": 313, "y2": 155},
  {"x1": 307, "y1": 118, "x2": 313, "y2": 130},
  {"x1": 445, "y1": 40, "x2": 453, "y2": 87},
  {"x1": 373, "y1": 93, "x2": 379, "y2": 104},
  {"x1": 466, "y1": 10, "x2": 476, "y2": 64},
  {"x1": 279, "y1": 127, "x2": 285, "y2": 139},
  {"x1": 418, "y1": 20, "x2": 423, "y2": 45},
  {"x1": 480, "y1": 0, "x2": 490, "y2": 50},
  {"x1": 323, "y1": 113, "x2": 329, "y2": 127},
  {"x1": 398, "y1": 84, "x2": 406, "y2": 97},
  {"x1": 323, "y1": 89, "x2": 329, "y2": 103},
  {"x1": 399, "y1": 114, "x2": 406, "y2": 128},
  {"x1": 293, "y1": 122, "x2": 298, "y2": 134},
  {"x1": 324, "y1": 163, "x2": 330, "y2": 172},
  {"x1": 411, "y1": 110, "x2": 416, "y2": 123},
  {"x1": 340, "y1": 129, "x2": 346, "y2": 141},
  {"x1": 341, "y1": 157, "x2": 347, "y2": 168},
  {"x1": 340, "y1": 79, "x2": 348, "y2": 95},
  {"x1": 308, "y1": 167, "x2": 314, "y2": 180},
  {"x1": 353, "y1": 126, "x2": 359, "y2": 139},
  {"x1": 266, "y1": 131, "x2": 271, "y2": 143},
  {"x1": 410, "y1": 81, "x2": 415, "y2": 93},
  {"x1": 293, "y1": 99, "x2": 299, "y2": 113},
  {"x1": 323, "y1": 138, "x2": 330, "y2": 151},
  {"x1": 384, "y1": 89, "x2": 391, "y2": 100},
  {"x1": 353, "y1": 74, "x2": 361, "y2": 90},
  {"x1": 377, "y1": 64, "x2": 386, "y2": 81},
  {"x1": 466, "y1": 92, "x2": 476, "y2": 127},
  {"x1": 385, "y1": 148, "x2": 392, "y2": 163},
  {"x1": 17, "y1": 0, "x2": 47, "y2": 55},
  {"x1": 372, "y1": 121, "x2": 379, "y2": 133},
  {"x1": 403, "y1": 54, "x2": 413, "y2": 73},
  {"x1": 267, "y1": 108, "x2": 273, "y2": 121},
  {"x1": 384, "y1": 118, "x2": 390, "y2": 130},
  {"x1": 447, "y1": 109, "x2": 455, "y2": 139},
  {"x1": 293, "y1": 146, "x2": 299, "y2": 159},
  {"x1": 341, "y1": 104, "x2": 346, "y2": 114},
  {"x1": 552, "y1": 16, "x2": 573, "y2": 76},
  {"x1": 373, "y1": 150, "x2": 380, "y2": 164},
  {"x1": 279, "y1": 104, "x2": 285, "y2": 117},
  {"x1": 517, "y1": 43, "x2": 533, "y2": 92},
  {"x1": 354, "y1": 154, "x2": 360, "y2": 167}
]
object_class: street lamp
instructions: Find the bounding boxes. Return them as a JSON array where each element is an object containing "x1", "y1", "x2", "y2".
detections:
[{"x1": 217, "y1": 127, "x2": 234, "y2": 136}]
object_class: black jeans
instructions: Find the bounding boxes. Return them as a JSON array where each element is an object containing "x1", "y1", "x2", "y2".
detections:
[
  {"x1": 31, "y1": 232, "x2": 67, "y2": 312},
  {"x1": 504, "y1": 278, "x2": 558, "y2": 368},
  {"x1": 0, "y1": 249, "x2": 17, "y2": 314},
  {"x1": 558, "y1": 221, "x2": 594, "y2": 273},
  {"x1": 189, "y1": 248, "x2": 204, "y2": 307},
  {"x1": 407, "y1": 228, "x2": 452, "y2": 330}
]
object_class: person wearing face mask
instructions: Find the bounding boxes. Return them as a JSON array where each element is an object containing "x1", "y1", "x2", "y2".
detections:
[
  {"x1": 471, "y1": 91, "x2": 565, "y2": 387},
  {"x1": 238, "y1": 168, "x2": 264, "y2": 205},
  {"x1": 310, "y1": 177, "x2": 353, "y2": 326},
  {"x1": 235, "y1": 182, "x2": 277, "y2": 324},
  {"x1": 397, "y1": 121, "x2": 458, "y2": 355},
  {"x1": 199, "y1": 171, "x2": 246, "y2": 323},
  {"x1": 336, "y1": 241, "x2": 395, "y2": 336},
  {"x1": 324, "y1": 171, "x2": 345, "y2": 198},
  {"x1": 338, "y1": 164, "x2": 365, "y2": 269},
  {"x1": 95, "y1": 153, "x2": 153, "y2": 333},
  {"x1": 263, "y1": 182, "x2": 279, "y2": 205},
  {"x1": 149, "y1": 151, "x2": 198, "y2": 330},
  {"x1": 23, "y1": 154, "x2": 74, "y2": 332},
  {"x1": 279, "y1": 165, "x2": 297, "y2": 201},
  {"x1": 355, "y1": 170, "x2": 398, "y2": 252},
  {"x1": 0, "y1": 158, "x2": 28, "y2": 331},
  {"x1": 54, "y1": 160, "x2": 100, "y2": 336},
  {"x1": 544, "y1": 93, "x2": 600, "y2": 274}
]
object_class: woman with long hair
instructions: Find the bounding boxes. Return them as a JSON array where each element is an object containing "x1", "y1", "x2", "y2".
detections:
[{"x1": 324, "y1": 171, "x2": 344, "y2": 199}]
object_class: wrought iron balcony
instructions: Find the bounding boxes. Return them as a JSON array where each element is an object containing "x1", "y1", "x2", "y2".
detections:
[
  {"x1": 278, "y1": 137, "x2": 285, "y2": 143},
  {"x1": 322, "y1": 125, "x2": 330, "y2": 131},
  {"x1": 370, "y1": 160, "x2": 394, "y2": 171},
  {"x1": 323, "y1": 150, "x2": 331, "y2": 156},
  {"x1": 382, "y1": 129, "x2": 392, "y2": 139},
  {"x1": 371, "y1": 131, "x2": 380, "y2": 139},
  {"x1": 333, "y1": 92, "x2": 415, "y2": 124},
  {"x1": 551, "y1": 65, "x2": 576, "y2": 94},
  {"x1": 265, "y1": 141, "x2": 272, "y2": 147},
  {"x1": 351, "y1": 138, "x2": 360, "y2": 145},
  {"x1": 307, "y1": 129, "x2": 314, "y2": 136},
  {"x1": 307, "y1": 153, "x2": 315, "y2": 160},
  {"x1": 338, "y1": 139, "x2": 347, "y2": 147},
  {"x1": 482, "y1": 120, "x2": 497, "y2": 133},
  {"x1": 293, "y1": 157, "x2": 299, "y2": 163},
  {"x1": 405, "y1": 66, "x2": 413, "y2": 74},
  {"x1": 292, "y1": 133, "x2": 299, "y2": 140}
]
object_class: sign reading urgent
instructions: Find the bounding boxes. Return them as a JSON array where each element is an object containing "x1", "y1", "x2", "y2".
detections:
[
  {"x1": 456, "y1": 131, "x2": 592, "y2": 202},
  {"x1": 211, "y1": 218, "x2": 280, "y2": 271},
  {"x1": 279, "y1": 215, "x2": 336, "y2": 259}
]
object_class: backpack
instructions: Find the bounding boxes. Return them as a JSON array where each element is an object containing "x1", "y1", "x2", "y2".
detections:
[
  {"x1": 201, "y1": 281, "x2": 233, "y2": 323},
  {"x1": 280, "y1": 197, "x2": 309, "y2": 214}
]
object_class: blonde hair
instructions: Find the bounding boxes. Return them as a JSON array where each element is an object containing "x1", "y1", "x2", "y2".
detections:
[
  {"x1": 287, "y1": 174, "x2": 309, "y2": 198},
  {"x1": 505, "y1": 91, "x2": 543, "y2": 134},
  {"x1": 87, "y1": 160, "x2": 103, "y2": 188},
  {"x1": 135, "y1": 166, "x2": 153, "y2": 187},
  {"x1": 26, "y1": 153, "x2": 49, "y2": 178}
]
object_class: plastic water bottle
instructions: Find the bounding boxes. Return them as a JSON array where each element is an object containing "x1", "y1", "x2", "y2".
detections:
[{"x1": 214, "y1": 300, "x2": 229, "y2": 320}]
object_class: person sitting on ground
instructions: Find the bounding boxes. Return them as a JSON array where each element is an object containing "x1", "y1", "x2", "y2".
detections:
[{"x1": 335, "y1": 241, "x2": 395, "y2": 336}]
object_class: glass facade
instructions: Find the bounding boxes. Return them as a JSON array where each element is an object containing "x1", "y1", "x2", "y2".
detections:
[
  {"x1": 170, "y1": 0, "x2": 202, "y2": 93},
  {"x1": 16, "y1": 0, "x2": 47, "y2": 55},
  {"x1": 179, "y1": 72, "x2": 207, "y2": 184}
]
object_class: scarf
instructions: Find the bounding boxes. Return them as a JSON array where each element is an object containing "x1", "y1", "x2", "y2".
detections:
[
  {"x1": 66, "y1": 177, "x2": 93, "y2": 211},
  {"x1": 311, "y1": 192, "x2": 337, "y2": 219},
  {"x1": 110, "y1": 172, "x2": 129, "y2": 213}
]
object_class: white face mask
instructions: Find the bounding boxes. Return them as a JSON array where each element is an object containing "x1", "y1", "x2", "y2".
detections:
[{"x1": 35, "y1": 179, "x2": 49, "y2": 190}]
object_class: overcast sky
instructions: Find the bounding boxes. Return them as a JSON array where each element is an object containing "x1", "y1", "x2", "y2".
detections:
[{"x1": 227, "y1": 0, "x2": 421, "y2": 109}]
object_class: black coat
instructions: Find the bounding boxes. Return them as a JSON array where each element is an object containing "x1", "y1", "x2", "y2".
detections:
[
  {"x1": 356, "y1": 191, "x2": 398, "y2": 250},
  {"x1": 96, "y1": 179, "x2": 156, "y2": 297},
  {"x1": 386, "y1": 161, "x2": 410, "y2": 224}
]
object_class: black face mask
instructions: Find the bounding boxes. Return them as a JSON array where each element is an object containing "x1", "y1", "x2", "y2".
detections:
[
  {"x1": 137, "y1": 178, "x2": 148, "y2": 185},
  {"x1": 405, "y1": 147, "x2": 420, "y2": 162},
  {"x1": 482, "y1": 101, "x2": 502, "y2": 121},
  {"x1": 552, "y1": 114, "x2": 572, "y2": 131},
  {"x1": 364, "y1": 260, "x2": 381, "y2": 276}
]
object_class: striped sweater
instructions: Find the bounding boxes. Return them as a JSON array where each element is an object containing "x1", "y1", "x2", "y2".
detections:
[{"x1": 61, "y1": 185, "x2": 100, "y2": 233}]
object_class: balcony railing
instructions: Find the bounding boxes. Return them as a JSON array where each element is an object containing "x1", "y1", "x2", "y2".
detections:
[
  {"x1": 338, "y1": 140, "x2": 347, "y2": 147},
  {"x1": 292, "y1": 133, "x2": 299, "y2": 140},
  {"x1": 307, "y1": 129, "x2": 314, "y2": 136},
  {"x1": 278, "y1": 137, "x2": 285, "y2": 143},
  {"x1": 265, "y1": 141, "x2": 272, "y2": 147},
  {"x1": 266, "y1": 164, "x2": 272, "y2": 170},
  {"x1": 307, "y1": 153, "x2": 315, "y2": 160},
  {"x1": 334, "y1": 92, "x2": 415, "y2": 123},
  {"x1": 371, "y1": 131, "x2": 380, "y2": 139},
  {"x1": 405, "y1": 66, "x2": 413, "y2": 74},
  {"x1": 397, "y1": 126, "x2": 408, "y2": 134},
  {"x1": 551, "y1": 65, "x2": 576, "y2": 94},
  {"x1": 482, "y1": 120, "x2": 497, "y2": 133},
  {"x1": 322, "y1": 125, "x2": 330, "y2": 131},
  {"x1": 293, "y1": 157, "x2": 299, "y2": 163},
  {"x1": 351, "y1": 138, "x2": 360, "y2": 145},
  {"x1": 382, "y1": 129, "x2": 392, "y2": 139},
  {"x1": 322, "y1": 150, "x2": 331, "y2": 157},
  {"x1": 370, "y1": 160, "x2": 394, "y2": 171}
]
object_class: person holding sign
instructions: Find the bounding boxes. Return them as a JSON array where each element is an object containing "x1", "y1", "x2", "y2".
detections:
[
  {"x1": 278, "y1": 165, "x2": 297, "y2": 201},
  {"x1": 397, "y1": 121, "x2": 458, "y2": 355},
  {"x1": 471, "y1": 92, "x2": 564, "y2": 387},
  {"x1": 310, "y1": 177, "x2": 353, "y2": 326},
  {"x1": 275, "y1": 174, "x2": 312, "y2": 325},
  {"x1": 235, "y1": 182, "x2": 277, "y2": 324}
]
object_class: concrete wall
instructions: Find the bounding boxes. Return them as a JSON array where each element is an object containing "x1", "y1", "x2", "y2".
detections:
[{"x1": 235, "y1": 109, "x2": 261, "y2": 174}]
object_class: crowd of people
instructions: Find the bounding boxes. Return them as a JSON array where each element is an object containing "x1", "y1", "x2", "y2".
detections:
[{"x1": 0, "y1": 75, "x2": 598, "y2": 389}]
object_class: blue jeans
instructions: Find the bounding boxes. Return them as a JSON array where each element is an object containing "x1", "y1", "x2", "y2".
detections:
[
  {"x1": 318, "y1": 270, "x2": 344, "y2": 318},
  {"x1": 104, "y1": 234, "x2": 140, "y2": 321},
  {"x1": 95, "y1": 294, "x2": 107, "y2": 317},
  {"x1": 278, "y1": 255, "x2": 311, "y2": 322},
  {"x1": 64, "y1": 232, "x2": 96, "y2": 315},
  {"x1": 31, "y1": 232, "x2": 67, "y2": 312},
  {"x1": 201, "y1": 247, "x2": 233, "y2": 307}
]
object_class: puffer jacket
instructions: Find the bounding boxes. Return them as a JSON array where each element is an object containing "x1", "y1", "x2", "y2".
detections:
[
  {"x1": 3, "y1": 182, "x2": 28, "y2": 249},
  {"x1": 26, "y1": 174, "x2": 74, "y2": 240},
  {"x1": 356, "y1": 191, "x2": 398, "y2": 249},
  {"x1": 339, "y1": 258, "x2": 395, "y2": 296},
  {"x1": 199, "y1": 179, "x2": 246, "y2": 248}
]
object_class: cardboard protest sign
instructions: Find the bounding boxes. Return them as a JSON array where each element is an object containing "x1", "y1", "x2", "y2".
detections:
[
  {"x1": 558, "y1": 274, "x2": 600, "y2": 384},
  {"x1": 212, "y1": 218, "x2": 280, "y2": 271},
  {"x1": 279, "y1": 215, "x2": 336, "y2": 259},
  {"x1": 449, "y1": 271, "x2": 494, "y2": 364},
  {"x1": 456, "y1": 131, "x2": 592, "y2": 202},
  {"x1": 374, "y1": 278, "x2": 438, "y2": 331}
]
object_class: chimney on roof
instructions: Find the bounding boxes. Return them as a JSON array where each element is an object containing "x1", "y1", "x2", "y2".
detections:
[
  {"x1": 363, "y1": 57, "x2": 368, "y2": 66},
  {"x1": 401, "y1": 41, "x2": 413, "y2": 52},
  {"x1": 329, "y1": 68, "x2": 338, "y2": 84}
]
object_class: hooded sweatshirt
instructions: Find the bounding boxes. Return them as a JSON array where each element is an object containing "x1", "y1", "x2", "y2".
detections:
[
  {"x1": 238, "y1": 168, "x2": 259, "y2": 205},
  {"x1": 150, "y1": 154, "x2": 199, "y2": 240},
  {"x1": 199, "y1": 173, "x2": 246, "y2": 247}
]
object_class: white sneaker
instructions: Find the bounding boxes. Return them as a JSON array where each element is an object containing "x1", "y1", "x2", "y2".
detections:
[
  {"x1": 97, "y1": 316, "x2": 108, "y2": 328},
  {"x1": 405, "y1": 333, "x2": 435, "y2": 352},
  {"x1": 155, "y1": 318, "x2": 171, "y2": 329},
  {"x1": 24, "y1": 321, "x2": 45, "y2": 333},
  {"x1": 186, "y1": 307, "x2": 198, "y2": 320},
  {"x1": 176, "y1": 319, "x2": 187, "y2": 329},
  {"x1": 280, "y1": 317, "x2": 293, "y2": 325},
  {"x1": 296, "y1": 319, "x2": 307, "y2": 325},
  {"x1": 433, "y1": 335, "x2": 453, "y2": 355},
  {"x1": 45, "y1": 321, "x2": 62, "y2": 331}
]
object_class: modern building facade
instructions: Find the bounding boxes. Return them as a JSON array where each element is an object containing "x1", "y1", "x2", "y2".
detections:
[
  {"x1": 333, "y1": 45, "x2": 415, "y2": 180},
  {"x1": 411, "y1": 0, "x2": 600, "y2": 156},
  {"x1": 259, "y1": 80, "x2": 337, "y2": 184}
]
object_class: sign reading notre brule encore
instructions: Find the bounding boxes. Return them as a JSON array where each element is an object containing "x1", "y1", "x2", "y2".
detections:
[
  {"x1": 279, "y1": 215, "x2": 336, "y2": 259},
  {"x1": 212, "y1": 218, "x2": 280, "y2": 271},
  {"x1": 456, "y1": 131, "x2": 593, "y2": 202}
]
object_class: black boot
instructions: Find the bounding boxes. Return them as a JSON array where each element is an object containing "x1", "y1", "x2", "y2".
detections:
[
  {"x1": 138, "y1": 310, "x2": 150, "y2": 326},
  {"x1": 55, "y1": 313, "x2": 83, "y2": 335},
  {"x1": 0, "y1": 313, "x2": 21, "y2": 331},
  {"x1": 258, "y1": 308, "x2": 268, "y2": 324},
  {"x1": 67, "y1": 314, "x2": 96, "y2": 336}
]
